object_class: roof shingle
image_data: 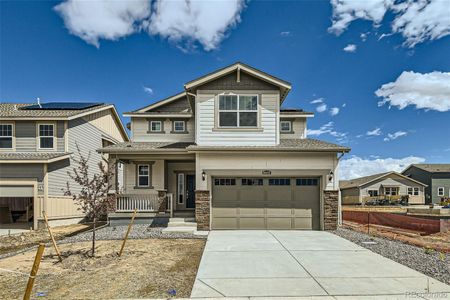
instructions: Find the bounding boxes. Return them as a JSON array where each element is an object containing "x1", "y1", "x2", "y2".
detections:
[{"x1": 0, "y1": 103, "x2": 110, "y2": 118}]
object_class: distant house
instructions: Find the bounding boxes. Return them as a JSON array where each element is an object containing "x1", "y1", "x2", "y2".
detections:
[
  {"x1": 402, "y1": 164, "x2": 450, "y2": 204},
  {"x1": 340, "y1": 171, "x2": 426, "y2": 205},
  {"x1": 0, "y1": 102, "x2": 129, "y2": 229}
]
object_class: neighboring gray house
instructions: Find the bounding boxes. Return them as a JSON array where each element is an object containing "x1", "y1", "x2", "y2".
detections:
[
  {"x1": 340, "y1": 172, "x2": 427, "y2": 205},
  {"x1": 100, "y1": 62, "x2": 350, "y2": 231},
  {"x1": 0, "y1": 102, "x2": 129, "y2": 229},
  {"x1": 402, "y1": 164, "x2": 450, "y2": 204}
]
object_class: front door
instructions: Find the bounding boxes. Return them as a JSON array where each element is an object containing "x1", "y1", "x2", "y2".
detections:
[{"x1": 186, "y1": 174, "x2": 196, "y2": 209}]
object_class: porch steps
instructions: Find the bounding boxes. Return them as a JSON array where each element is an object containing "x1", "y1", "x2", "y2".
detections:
[{"x1": 162, "y1": 217, "x2": 197, "y2": 234}]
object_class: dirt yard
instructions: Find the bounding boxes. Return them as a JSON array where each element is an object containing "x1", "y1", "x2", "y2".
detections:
[
  {"x1": 0, "y1": 224, "x2": 90, "y2": 255},
  {"x1": 0, "y1": 239, "x2": 205, "y2": 299},
  {"x1": 343, "y1": 221, "x2": 450, "y2": 252}
]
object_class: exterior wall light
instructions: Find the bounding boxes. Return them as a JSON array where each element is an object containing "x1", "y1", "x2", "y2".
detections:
[
  {"x1": 202, "y1": 171, "x2": 206, "y2": 181},
  {"x1": 328, "y1": 171, "x2": 334, "y2": 182}
]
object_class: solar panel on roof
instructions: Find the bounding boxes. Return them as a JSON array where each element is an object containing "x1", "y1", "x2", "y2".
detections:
[{"x1": 21, "y1": 102, "x2": 103, "y2": 110}]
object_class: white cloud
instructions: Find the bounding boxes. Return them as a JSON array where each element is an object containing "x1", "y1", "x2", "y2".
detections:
[
  {"x1": 366, "y1": 128, "x2": 382, "y2": 136},
  {"x1": 54, "y1": 0, "x2": 151, "y2": 47},
  {"x1": 329, "y1": 107, "x2": 340, "y2": 116},
  {"x1": 383, "y1": 131, "x2": 408, "y2": 141},
  {"x1": 280, "y1": 31, "x2": 291, "y2": 37},
  {"x1": 328, "y1": 0, "x2": 394, "y2": 35},
  {"x1": 339, "y1": 155, "x2": 425, "y2": 179},
  {"x1": 307, "y1": 122, "x2": 347, "y2": 142},
  {"x1": 316, "y1": 103, "x2": 328, "y2": 113},
  {"x1": 328, "y1": 0, "x2": 450, "y2": 47},
  {"x1": 376, "y1": 71, "x2": 450, "y2": 112},
  {"x1": 360, "y1": 32, "x2": 369, "y2": 41},
  {"x1": 55, "y1": 0, "x2": 245, "y2": 51},
  {"x1": 343, "y1": 44, "x2": 357, "y2": 52},
  {"x1": 342, "y1": 103, "x2": 347, "y2": 107},
  {"x1": 310, "y1": 98, "x2": 324, "y2": 104},
  {"x1": 143, "y1": 86, "x2": 154, "y2": 95}
]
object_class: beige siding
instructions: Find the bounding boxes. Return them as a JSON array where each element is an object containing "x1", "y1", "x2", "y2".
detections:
[
  {"x1": 82, "y1": 108, "x2": 126, "y2": 142},
  {"x1": 15, "y1": 121, "x2": 37, "y2": 151},
  {"x1": 341, "y1": 187, "x2": 361, "y2": 204},
  {"x1": 36, "y1": 196, "x2": 83, "y2": 219},
  {"x1": 280, "y1": 118, "x2": 306, "y2": 139},
  {"x1": 196, "y1": 90, "x2": 279, "y2": 146},
  {"x1": 196, "y1": 152, "x2": 339, "y2": 191},
  {"x1": 123, "y1": 160, "x2": 165, "y2": 195},
  {"x1": 131, "y1": 117, "x2": 195, "y2": 142}
]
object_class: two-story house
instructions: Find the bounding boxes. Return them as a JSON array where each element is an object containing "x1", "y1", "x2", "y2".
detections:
[
  {"x1": 100, "y1": 62, "x2": 350, "y2": 231},
  {"x1": 402, "y1": 164, "x2": 450, "y2": 204},
  {"x1": 0, "y1": 102, "x2": 128, "y2": 229}
]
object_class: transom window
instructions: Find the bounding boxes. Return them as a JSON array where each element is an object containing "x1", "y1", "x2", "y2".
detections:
[
  {"x1": 214, "y1": 178, "x2": 236, "y2": 186},
  {"x1": 368, "y1": 190, "x2": 379, "y2": 197},
  {"x1": 150, "y1": 121, "x2": 162, "y2": 132},
  {"x1": 280, "y1": 121, "x2": 292, "y2": 132},
  {"x1": 218, "y1": 95, "x2": 258, "y2": 127},
  {"x1": 269, "y1": 178, "x2": 291, "y2": 186},
  {"x1": 296, "y1": 178, "x2": 318, "y2": 186},
  {"x1": 38, "y1": 124, "x2": 54, "y2": 149},
  {"x1": 437, "y1": 187, "x2": 444, "y2": 197},
  {"x1": 241, "y1": 178, "x2": 263, "y2": 186},
  {"x1": 173, "y1": 120, "x2": 185, "y2": 132},
  {"x1": 137, "y1": 165, "x2": 150, "y2": 187},
  {"x1": 408, "y1": 187, "x2": 419, "y2": 196},
  {"x1": 0, "y1": 124, "x2": 13, "y2": 149}
]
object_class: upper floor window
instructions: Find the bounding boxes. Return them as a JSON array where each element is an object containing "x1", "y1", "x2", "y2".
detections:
[
  {"x1": 0, "y1": 124, "x2": 13, "y2": 149},
  {"x1": 150, "y1": 121, "x2": 162, "y2": 132},
  {"x1": 437, "y1": 187, "x2": 444, "y2": 197},
  {"x1": 173, "y1": 120, "x2": 186, "y2": 132},
  {"x1": 280, "y1": 120, "x2": 292, "y2": 133},
  {"x1": 219, "y1": 95, "x2": 258, "y2": 127},
  {"x1": 38, "y1": 124, "x2": 54, "y2": 149}
]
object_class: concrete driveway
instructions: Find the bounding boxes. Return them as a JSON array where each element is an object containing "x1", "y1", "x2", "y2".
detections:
[{"x1": 191, "y1": 230, "x2": 450, "y2": 299}]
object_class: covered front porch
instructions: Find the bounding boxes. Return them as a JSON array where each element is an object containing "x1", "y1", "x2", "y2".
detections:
[{"x1": 109, "y1": 151, "x2": 197, "y2": 218}]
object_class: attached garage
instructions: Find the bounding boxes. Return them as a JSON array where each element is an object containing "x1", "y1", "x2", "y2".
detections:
[
  {"x1": 212, "y1": 177, "x2": 321, "y2": 230},
  {"x1": 0, "y1": 185, "x2": 35, "y2": 228}
]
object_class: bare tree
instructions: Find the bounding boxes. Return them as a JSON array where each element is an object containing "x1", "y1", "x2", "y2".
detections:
[{"x1": 64, "y1": 144, "x2": 115, "y2": 256}]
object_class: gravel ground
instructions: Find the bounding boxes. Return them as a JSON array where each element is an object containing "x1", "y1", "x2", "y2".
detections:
[
  {"x1": 334, "y1": 227, "x2": 450, "y2": 284},
  {"x1": 62, "y1": 224, "x2": 207, "y2": 244}
]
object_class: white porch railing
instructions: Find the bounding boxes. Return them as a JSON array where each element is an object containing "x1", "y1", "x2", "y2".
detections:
[{"x1": 116, "y1": 194, "x2": 160, "y2": 212}]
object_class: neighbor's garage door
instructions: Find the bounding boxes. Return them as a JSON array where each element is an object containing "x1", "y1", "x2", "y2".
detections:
[{"x1": 212, "y1": 177, "x2": 320, "y2": 230}]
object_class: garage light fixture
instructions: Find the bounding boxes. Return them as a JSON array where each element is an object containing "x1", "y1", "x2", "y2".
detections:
[
  {"x1": 328, "y1": 171, "x2": 334, "y2": 182},
  {"x1": 202, "y1": 171, "x2": 206, "y2": 181}
]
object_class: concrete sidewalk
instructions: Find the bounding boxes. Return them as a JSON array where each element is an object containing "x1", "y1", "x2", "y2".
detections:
[{"x1": 191, "y1": 230, "x2": 450, "y2": 299}]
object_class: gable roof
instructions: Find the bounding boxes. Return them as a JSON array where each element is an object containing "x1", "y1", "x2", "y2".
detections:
[
  {"x1": 184, "y1": 62, "x2": 292, "y2": 101},
  {"x1": 340, "y1": 171, "x2": 427, "y2": 190},
  {"x1": 0, "y1": 102, "x2": 129, "y2": 141},
  {"x1": 404, "y1": 164, "x2": 450, "y2": 173},
  {"x1": 125, "y1": 91, "x2": 191, "y2": 115}
]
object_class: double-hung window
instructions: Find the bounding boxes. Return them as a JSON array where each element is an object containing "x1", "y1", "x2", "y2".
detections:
[
  {"x1": 137, "y1": 165, "x2": 150, "y2": 187},
  {"x1": 218, "y1": 95, "x2": 258, "y2": 127},
  {"x1": 0, "y1": 124, "x2": 13, "y2": 149},
  {"x1": 280, "y1": 121, "x2": 292, "y2": 133},
  {"x1": 173, "y1": 120, "x2": 185, "y2": 132},
  {"x1": 408, "y1": 187, "x2": 420, "y2": 196},
  {"x1": 38, "y1": 124, "x2": 54, "y2": 149},
  {"x1": 438, "y1": 187, "x2": 444, "y2": 197},
  {"x1": 150, "y1": 121, "x2": 162, "y2": 132}
]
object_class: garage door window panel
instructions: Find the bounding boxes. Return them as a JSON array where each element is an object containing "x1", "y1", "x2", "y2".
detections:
[{"x1": 269, "y1": 178, "x2": 291, "y2": 186}]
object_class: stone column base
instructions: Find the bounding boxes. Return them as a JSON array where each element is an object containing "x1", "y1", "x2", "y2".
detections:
[
  {"x1": 195, "y1": 190, "x2": 210, "y2": 231},
  {"x1": 324, "y1": 190, "x2": 339, "y2": 230}
]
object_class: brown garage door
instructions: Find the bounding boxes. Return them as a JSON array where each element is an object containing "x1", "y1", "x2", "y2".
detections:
[{"x1": 212, "y1": 177, "x2": 320, "y2": 230}]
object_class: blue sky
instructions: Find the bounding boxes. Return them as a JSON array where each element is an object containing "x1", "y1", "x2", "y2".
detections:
[{"x1": 1, "y1": 0, "x2": 449, "y2": 178}]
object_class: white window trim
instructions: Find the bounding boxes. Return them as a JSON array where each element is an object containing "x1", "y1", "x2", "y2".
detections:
[
  {"x1": 407, "y1": 187, "x2": 413, "y2": 195},
  {"x1": 218, "y1": 94, "x2": 259, "y2": 128},
  {"x1": 150, "y1": 121, "x2": 162, "y2": 132},
  {"x1": 137, "y1": 164, "x2": 150, "y2": 187},
  {"x1": 173, "y1": 120, "x2": 186, "y2": 133},
  {"x1": 437, "y1": 187, "x2": 444, "y2": 197},
  {"x1": 414, "y1": 187, "x2": 419, "y2": 196},
  {"x1": 37, "y1": 123, "x2": 56, "y2": 150},
  {"x1": 0, "y1": 123, "x2": 14, "y2": 150},
  {"x1": 280, "y1": 120, "x2": 292, "y2": 133}
]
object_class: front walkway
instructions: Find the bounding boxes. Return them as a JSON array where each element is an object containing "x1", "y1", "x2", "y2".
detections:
[{"x1": 191, "y1": 230, "x2": 450, "y2": 299}]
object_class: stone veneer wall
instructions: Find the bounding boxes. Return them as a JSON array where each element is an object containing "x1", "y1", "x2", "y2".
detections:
[
  {"x1": 324, "y1": 190, "x2": 339, "y2": 230},
  {"x1": 195, "y1": 190, "x2": 210, "y2": 231}
]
